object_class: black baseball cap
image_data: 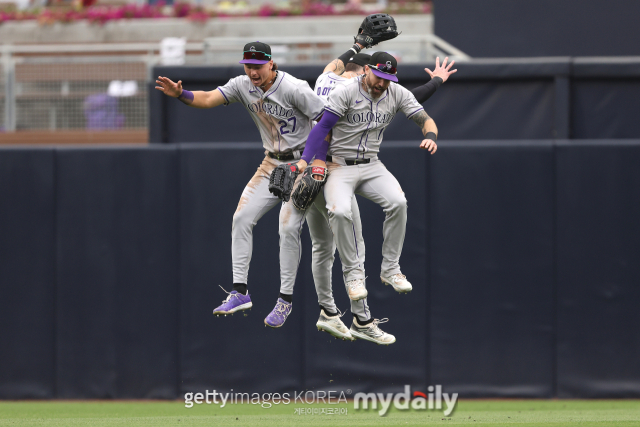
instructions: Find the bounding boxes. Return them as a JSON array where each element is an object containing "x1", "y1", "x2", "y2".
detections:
[
  {"x1": 240, "y1": 41, "x2": 272, "y2": 65},
  {"x1": 348, "y1": 53, "x2": 371, "y2": 67},
  {"x1": 368, "y1": 51, "x2": 398, "y2": 82}
]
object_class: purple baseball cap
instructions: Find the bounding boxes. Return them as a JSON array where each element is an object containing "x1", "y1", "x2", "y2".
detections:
[
  {"x1": 240, "y1": 41, "x2": 272, "y2": 65},
  {"x1": 368, "y1": 51, "x2": 399, "y2": 82}
]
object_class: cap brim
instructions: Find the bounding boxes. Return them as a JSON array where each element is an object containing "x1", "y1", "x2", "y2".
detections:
[
  {"x1": 370, "y1": 68, "x2": 398, "y2": 82},
  {"x1": 239, "y1": 59, "x2": 270, "y2": 64}
]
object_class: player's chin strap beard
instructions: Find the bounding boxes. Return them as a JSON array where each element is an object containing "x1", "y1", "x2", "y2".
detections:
[
  {"x1": 362, "y1": 72, "x2": 376, "y2": 98},
  {"x1": 362, "y1": 71, "x2": 385, "y2": 98},
  {"x1": 260, "y1": 70, "x2": 278, "y2": 89}
]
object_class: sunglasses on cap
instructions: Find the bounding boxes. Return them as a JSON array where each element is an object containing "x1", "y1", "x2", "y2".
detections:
[
  {"x1": 243, "y1": 51, "x2": 272, "y2": 61},
  {"x1": 369, "y1": 63, "x2": 397, "y2": 75}
]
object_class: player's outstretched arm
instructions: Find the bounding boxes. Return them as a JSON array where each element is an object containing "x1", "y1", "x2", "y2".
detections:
[
  {"x1": 323, "y1": 42, "x2": 365, "y2": 75},
  {"x1": 411, "y1": 57, "x2": 458, "y2": 104},
  {"x1": 410, "y1": 110, "x2": 438, "y2": 154},
  {"x1": 155, "y1": 76, "x2": 226, "y2": 109}
]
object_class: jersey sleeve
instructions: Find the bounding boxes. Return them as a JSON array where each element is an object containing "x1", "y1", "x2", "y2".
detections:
[
  {"x1": 397, "y1": 84, "x2": 425, "y2": 119},
  {"x1": 293, "y1": 81, "x2": 325, "y2": 121},
  {"x1": 324, "y1": 83, "x2": 350, "y2": 117},
  {"x1": 217, "y1": 76, "x2": 242, "y2": 106}
]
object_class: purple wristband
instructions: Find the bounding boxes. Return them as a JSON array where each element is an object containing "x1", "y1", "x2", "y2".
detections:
[{"x1": 178, "y1": 89, "x2": 194, "y2": 105}]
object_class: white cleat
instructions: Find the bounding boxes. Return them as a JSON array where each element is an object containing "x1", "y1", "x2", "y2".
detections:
[
  {"x1": 381, "y1": 273, "x2": 412, "y2": 293},
  {"x1": 316, "y1": 308, "x2": 354, "y2": 341},
  {"x1": 350, "y1": 317, "x2": 396, "y2": 345},
  {"x1": 345, "y1": 278, "x2": 368, "y2": 301}
]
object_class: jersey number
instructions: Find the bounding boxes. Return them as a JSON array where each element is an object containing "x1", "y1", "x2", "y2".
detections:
[
  {"x1": 316, "y1": 87, "x2": 331, "y2": 96},
  {"x1": 279, "y1": 117, "x2": 297, "y2": 135}
]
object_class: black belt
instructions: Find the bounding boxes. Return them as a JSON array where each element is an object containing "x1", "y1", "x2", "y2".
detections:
[
  {"x1": 268, "y1": 150, "x2": 301, "y2": 161},
  {"x1": 326, "y1": 155, "x2": 371, "y2": 166}
]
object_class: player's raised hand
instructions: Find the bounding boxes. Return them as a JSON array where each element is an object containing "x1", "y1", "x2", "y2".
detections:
[
  {"x1": 425, "y1": 57, "x2": 457, "y2": 83},
  {"x1": 155, "y1": 76, "x2": 183, "y2": 98},
  {"x1": 420, "y1": 139, "x2": 437, "y2": 154}
]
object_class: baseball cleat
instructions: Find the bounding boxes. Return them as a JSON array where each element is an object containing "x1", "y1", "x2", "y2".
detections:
[
  {"x1": 381, "y1": 273, "x2": 412, "y2": 293},
  {"x1": 350, "y1": 317, "x2": 396, "y2": 345},
  {"x1": 345, "y1": 278, "x2": 368, "y2": 301},
  {"x1": 264, "y1": 298, "x2": 293, "y2": 328},
  {"x1": 316, "y1": 308, "x2": 354, "y2": 341},
  {"x1": 213, "y1": 286, "x2": 252, "y2": 316}
]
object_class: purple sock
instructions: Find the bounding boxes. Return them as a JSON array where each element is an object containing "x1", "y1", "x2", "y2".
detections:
[{"x1": 178, "y1": 89, "x2": 194, "y2": 105}]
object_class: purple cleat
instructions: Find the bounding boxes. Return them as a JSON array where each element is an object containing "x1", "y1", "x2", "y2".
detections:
[
  {"x1": 264, "y1": 298, "x2": 292, "y2": 328},
  {"x1": 213, "y1": 287, "x2": 252, "y2": 316}
]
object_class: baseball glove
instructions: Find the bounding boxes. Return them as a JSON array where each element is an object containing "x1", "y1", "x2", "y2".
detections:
[
  {"x1": 269, "y1": 163, "x2": 300, "y2": 202},
  {"x1": 354, "y1": 13, "x2": 399, "y2": 49},
  {"x1": 291, "y1": 165, "x2": 328, "y2": 210}
]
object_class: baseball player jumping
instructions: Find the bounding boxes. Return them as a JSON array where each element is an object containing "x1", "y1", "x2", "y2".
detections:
[
  {"x1": 292, "y1": 50, "x2": 439, "y2": 342},
  {"x1": 308, "y1": 60, "x2": 455, "y2": 344},
  {"x1": 155, "y1": 42, "x2": 326, "y2": 326}
]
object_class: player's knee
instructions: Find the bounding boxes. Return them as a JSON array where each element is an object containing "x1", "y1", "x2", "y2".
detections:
[
  {"x1": 312, "y1": 245, "x2": 335, "y2": 262},
  {"x1": 385, "y1": 194, "x2": 407, "y2": 214},
  {"x1": 279, "y1": 215, "x2": 303, "y2": 236},
  {"x1": 232, "y1": 208, "x2": 254, "y2": 229},
  {"x1": 327, "y1": 203, "x2": 353, "y2": 221}
]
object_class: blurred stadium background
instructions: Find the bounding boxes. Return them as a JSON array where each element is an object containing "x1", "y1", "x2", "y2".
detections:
[{"x1": 1, "y1": 0, "x2": 640, "y2": 423}]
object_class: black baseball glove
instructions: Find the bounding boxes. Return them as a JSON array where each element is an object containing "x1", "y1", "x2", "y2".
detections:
[
  {"x1": 291, "y1": 165, "x2": 328, "y2": 210},
  {"x1": 269, "y1": 163, "x2": 300, "y2": 202},
  {"x1": 354, "y1": 13, "x2": 399, "y2": 49}
]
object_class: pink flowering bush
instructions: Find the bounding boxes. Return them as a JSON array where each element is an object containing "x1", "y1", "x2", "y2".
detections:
[
  {"x1": 300, "y1": 2, "x2": 335, "y2": 16},
  {"x1": 0, "y1": 1, "x2": 431, "y2": 25},
  {"x1": 1, "y1": 10, "x2": 38, "y2": 23}
]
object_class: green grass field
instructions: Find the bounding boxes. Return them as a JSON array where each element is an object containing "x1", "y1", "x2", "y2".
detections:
[{"x1": 1, "y1": 400, "x2": 639, "y2": 426}]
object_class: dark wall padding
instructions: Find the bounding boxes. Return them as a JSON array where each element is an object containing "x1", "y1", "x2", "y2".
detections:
[
  {"x1": 433, "y1": 0, "x2": 640, "y2": 57},
  {"x1": 0, "y1": 149, "x2": 55, "y2": 398},
  {"x1": 151, "y1": 59, "x2": 640, "y2": 143},
  {"x1": 556, "y1": 141, "x2": 640, "y2": 397},
  {"x1": 571, "y1": 80, "x2": 640, "y2": 139},
  {"x1": 178, "y1": 143, "x2": 305, "y2": 394},
  {"x1": 1, "y1": 140, "x2": 640, "y2": 398},
  {"x1": 429, "y1": 141, "x2": 555, "y2": 397},
  {"x1": 55, "y1": 147, "x2": 179, "y2": 398},
  {"x1": 412, "y1": 81, "x2": 554, "y2": 140}
]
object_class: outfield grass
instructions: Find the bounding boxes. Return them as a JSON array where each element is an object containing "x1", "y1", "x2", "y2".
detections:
[{"x1": 0, "y1": 399, "x2": 639, "y2": 426}]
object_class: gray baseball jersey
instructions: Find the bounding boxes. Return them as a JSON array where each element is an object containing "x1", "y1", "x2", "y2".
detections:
[
  {"x1": 218, "y1": 71, "x2": 325, "y2": 153},
  {"x1": 323, "y1": 75, "x2": 424, "y2": 159},
  {"x1": 314, "y1": 71, "x2": 353, "y2": 103}
]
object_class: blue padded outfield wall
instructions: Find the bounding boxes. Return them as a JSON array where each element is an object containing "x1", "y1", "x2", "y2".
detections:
[{"x1": 1, "y1": 141, "x2": 639, "y2": 399}]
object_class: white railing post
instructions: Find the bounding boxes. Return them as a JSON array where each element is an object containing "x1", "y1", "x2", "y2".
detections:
[{"x1": 2, "y1": 45, "x2": 16, "y2": 132}]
